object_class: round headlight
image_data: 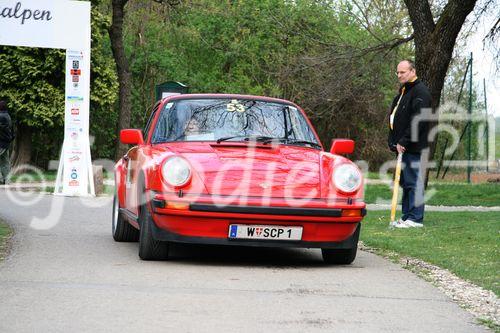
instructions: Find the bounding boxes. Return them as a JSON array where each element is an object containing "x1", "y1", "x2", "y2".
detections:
[
  {"x1": 161, "y1": 157, "x2": 191, "y2": 187},
  {"x1": 333, "y1": 164, "x2": 362, "y2": 194}
]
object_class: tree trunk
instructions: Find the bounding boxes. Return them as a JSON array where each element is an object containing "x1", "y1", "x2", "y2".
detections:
[
  {"x1": 406, "y1": 0, "x2": 477, "y2": 108},
  {"x1": 404, "y1": 0, "x2": 478, "y2": 186},
  {"x1": 10, "y1": 123, "x2": 32, "y2": 171},
  {"x1": 109, "y1": 0, "x2": 132, "y2": 161}
]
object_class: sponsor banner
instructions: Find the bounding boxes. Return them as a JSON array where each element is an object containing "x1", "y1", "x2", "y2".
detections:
[
  {"x1": 57, "y1": 48, "x2": 93, "y2": 196},
  {"x1": 65, "y1": 51, "x2": 84, "y2": 99}
]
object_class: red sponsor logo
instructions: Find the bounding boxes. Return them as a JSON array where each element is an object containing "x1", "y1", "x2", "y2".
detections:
[
  {"x1": 69, "y1": 180, "x2": 79, "y2": 186},
  {"x1": 70, "y1": 69, "x2": 81, "y2": 75},
  {"x1": 71, "y1": 108, "x2": 79, "y2": 115},
  {"x1": 72, "y1": 75, "x2": 79, "y2": 82}
]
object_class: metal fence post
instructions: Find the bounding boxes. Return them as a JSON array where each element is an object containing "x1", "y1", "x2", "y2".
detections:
[
  {"x1": 467, "y1": 53, "x2": 472, "y2": 184},
  {"x1": 483, "y1": 78, "x2": 489, "y2": 172}
]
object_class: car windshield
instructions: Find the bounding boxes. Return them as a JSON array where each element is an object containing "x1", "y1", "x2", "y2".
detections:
[{"x1": 151, "y1": 98, "x2": 320, "y2": 147}]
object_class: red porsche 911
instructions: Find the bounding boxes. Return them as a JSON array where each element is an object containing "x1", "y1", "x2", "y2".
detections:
[{"x1": 113, "y1": 94, "x2": 365, "y2": 264}]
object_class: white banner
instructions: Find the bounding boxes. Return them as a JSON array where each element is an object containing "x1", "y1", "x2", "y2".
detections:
[
  {"x1": 0, "y1": 0, "x2": 89, "y2": 50},
  {"x1": 59, "y1": 49, "x2": 94, "y2": 196}
]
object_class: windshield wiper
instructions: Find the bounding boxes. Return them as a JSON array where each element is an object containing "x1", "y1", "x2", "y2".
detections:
[
  {"x1": 286, "y1": 139, "x2": 322, "y2": 148},
  {"x1": 216, "y1": 135, "x2": 274, "y2": 144},
  {"x1": 262, "y1": 137, "x2": 322, "y2": 149}
]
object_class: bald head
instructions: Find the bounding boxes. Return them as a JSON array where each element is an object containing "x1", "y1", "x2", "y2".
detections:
[{"x1": 396, "y1": 60, "x2": 417, "y2": 84}]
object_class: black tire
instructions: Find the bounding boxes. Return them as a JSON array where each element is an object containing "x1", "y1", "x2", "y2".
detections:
[
  {"x1": 321, "y1": 224, "x2": 360, "y2": 265},
  {"x1": 112, "y1": 193, "x2": 139, "y2": 242},
  {"x1": 138, "y1": 197, "x2": 170, "y2": 260}
]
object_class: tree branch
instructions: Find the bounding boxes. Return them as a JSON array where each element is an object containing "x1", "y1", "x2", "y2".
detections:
[
  {"x1": 484, "y1": 17, "x2": 500, "y2": 41},
  {"x1": 433, "y1": 0, "x2": 477, "y2": 51},
  {"x1": 362, "y1": 34, "x2": 415, "y2": 54},
  {"x1": 349, "y1": 0, "x2": 385, "y2": 43}
]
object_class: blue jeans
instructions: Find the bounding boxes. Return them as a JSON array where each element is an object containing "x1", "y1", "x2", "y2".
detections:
[{"x1": 400, "y1": 152, "x2": 425, "y2": 223}]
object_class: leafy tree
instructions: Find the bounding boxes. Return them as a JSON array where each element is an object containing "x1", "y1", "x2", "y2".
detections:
[
  {"x1": 109, "y1": 0, "x2": 180, "y2": 160},
  {"x1": 0, "y1": 47, "x2": 66, "y2": 167},
  {"x1": 89, "y1": 6, "x2": 120, "y2": 161},
  {"x1": 121, "y1": 0, "x2": 404, "y2": 165},
  {"x1": 109, "y1": 0, "x2": 132, "y2": 160}
]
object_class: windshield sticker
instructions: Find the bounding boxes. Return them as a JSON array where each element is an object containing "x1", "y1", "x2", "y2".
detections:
[{"x1": 227, "y1": 99, "x2": 246, "y2": 113}]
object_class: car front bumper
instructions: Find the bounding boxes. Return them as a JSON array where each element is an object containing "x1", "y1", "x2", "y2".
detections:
[
  {"x1": 147, "y1": 192, "x2": 365, "y2": 248},
  {"x1": 150, "y1": 219, "x2": 361, "y2": 249}
]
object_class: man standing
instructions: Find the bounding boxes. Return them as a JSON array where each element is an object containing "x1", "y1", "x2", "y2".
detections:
[
  {"x1": 388, "y1": 60, "x2": 432, "y2": 228},
  {"x1": 0, "y1": 100, "x2": 13, "y2": 185}
]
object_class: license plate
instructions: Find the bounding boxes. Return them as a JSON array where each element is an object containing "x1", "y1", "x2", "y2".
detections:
[{"x1": 228, "y1": 224, "x2": 302, "y2": 241}]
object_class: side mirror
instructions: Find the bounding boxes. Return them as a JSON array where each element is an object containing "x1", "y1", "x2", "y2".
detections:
[
  {"x1": 330, "y1": 139, "x2": 355, "y2": 155},
  {"x1": 120, "y1": 129, "x2": 144, "y2": 145}
]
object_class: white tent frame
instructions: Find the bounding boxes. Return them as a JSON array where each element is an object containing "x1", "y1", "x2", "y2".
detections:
[{"x1": 0, "y1": 0, "x2": 94, "y2": 196}]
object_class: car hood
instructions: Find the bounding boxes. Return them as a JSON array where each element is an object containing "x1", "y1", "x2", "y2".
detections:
[{"x1": 162, "y1": 142, "x2": 322, "y2": 198}]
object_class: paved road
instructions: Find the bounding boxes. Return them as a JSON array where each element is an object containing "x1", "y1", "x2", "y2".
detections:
[{"x1": 0, "y1": 191, "x2": 486, "y2": 332}]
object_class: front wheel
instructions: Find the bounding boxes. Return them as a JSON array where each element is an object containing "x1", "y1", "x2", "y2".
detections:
[
  {"x1": 138, "y1": 199, "x2": 170, "y2": 261},
  {"x1": 321, "y1": 224, "x2": 360, "y2": 265},
  {"x1": 112, "y1": 193, "x2": 139, "y2": 242}
]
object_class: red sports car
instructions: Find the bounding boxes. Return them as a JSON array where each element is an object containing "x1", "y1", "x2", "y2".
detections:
[{"x1": 113, "y1": 94, "x2": 365, "y2": 264}]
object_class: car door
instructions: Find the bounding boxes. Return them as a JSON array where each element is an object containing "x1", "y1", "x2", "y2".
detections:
[{"x1": 123, "y1": 102, "x2": 161, "y2": 217}]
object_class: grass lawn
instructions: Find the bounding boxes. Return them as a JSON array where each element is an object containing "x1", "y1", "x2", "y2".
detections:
[
  {"x1": 9, "y1": 170, "x2": 58, "y2": 182},
  {"x1": 364, "y1": 183, "x2": 500, "y2": 207},
  {"x1": 360, "y1": 210, "x2": 500, "y2": 296},
  {"x1": 0, "y1": 221, "x2": 12, "y2": 260},
  {"x1": 365, "y1": 172, "x2": 381, "y2": 179}
]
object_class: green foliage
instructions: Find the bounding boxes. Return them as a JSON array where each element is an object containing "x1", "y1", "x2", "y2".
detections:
[
  {"x1": 123, "y1": 0, "x2": 410, "y2": 167},
  {"x1": 0, "y1": 47, "x2": 66, "y2": 167},
  {"x1": 0, "y1": 47, "x2": 66, "y2": 128},
  {"x1": 89, "y1": 6, "x2": 119, "y2": 160},
  {"x1": 0, "y1": 0, "x2": 434, "y2": 166}
]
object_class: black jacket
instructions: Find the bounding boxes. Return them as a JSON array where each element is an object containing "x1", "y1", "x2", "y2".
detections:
[
  {"x1": 0, "y1": 110, "x2": 13, "y2": 149},
  {"x1": 387, "y1": 79, "x2": 432, "y2": 153}
]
